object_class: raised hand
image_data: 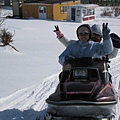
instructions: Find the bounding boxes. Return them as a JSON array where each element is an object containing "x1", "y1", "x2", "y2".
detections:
[
  {"x1": 54, "y1": 25, "x2": 60, "y2": 32},
  {"x1": 102, "y1": 23, "x2": 110, "y2": 39},
  {"x1": 53, "y1": 25, "x2": 63, "y2": 39}
]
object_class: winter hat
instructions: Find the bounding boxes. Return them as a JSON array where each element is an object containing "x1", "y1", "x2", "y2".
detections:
[
  {"x1": 91, "y1": 24, "x2": 102, "y2": 37},
  {"x1": 76, "y1": 24, "x2": 92, "y2": 40}
]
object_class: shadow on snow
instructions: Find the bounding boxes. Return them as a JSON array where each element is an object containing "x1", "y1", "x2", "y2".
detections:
[{"x1": 0, "y1": 108, "x2": 46, "y2": 120}]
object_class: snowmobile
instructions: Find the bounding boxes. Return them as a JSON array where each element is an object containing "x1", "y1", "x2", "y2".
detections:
[{"x1": 44, "y1": 57, "x2": 119, "y2": 120}]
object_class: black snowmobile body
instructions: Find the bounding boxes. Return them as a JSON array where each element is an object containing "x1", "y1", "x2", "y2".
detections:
[{"x1": 45, "y1": 58, "x2": 119, "y2": 120}]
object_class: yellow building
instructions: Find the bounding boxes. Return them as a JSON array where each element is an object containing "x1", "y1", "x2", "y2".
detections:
[{"x1": 22, "y1": 0, "x2": 80, "y2": 20}]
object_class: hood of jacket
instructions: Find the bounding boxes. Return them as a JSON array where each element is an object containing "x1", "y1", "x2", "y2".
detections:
[
  {"x1": 91, "y1": 24, "x2": 102, "y2": 37},
  {"x1": 76, "y1": 24, "x2": 92, "y2": 41}
]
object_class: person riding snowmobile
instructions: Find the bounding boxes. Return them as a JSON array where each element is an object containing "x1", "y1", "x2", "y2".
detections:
[
  {"x1": 58, "y1": 23, "x2": 113, "y2": 65},
  {"x1": 54, "y1": 24, "x2": 119, "y2": 59},
  {"x1": 43, "y1": 23, "x2": 119, "y2": 120}
]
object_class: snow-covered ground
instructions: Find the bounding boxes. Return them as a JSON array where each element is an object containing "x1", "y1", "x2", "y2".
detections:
[{"x1": 0, "y1": 7, "x2": 120, "y2": 120}]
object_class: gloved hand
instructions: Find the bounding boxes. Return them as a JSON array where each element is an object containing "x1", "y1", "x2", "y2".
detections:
[
  {"x1": 54, "y1": 25, "x2": 63, "y2": 39},
  {"x1": 102, "y1": 23, "x2": 110, "y2": 39}
]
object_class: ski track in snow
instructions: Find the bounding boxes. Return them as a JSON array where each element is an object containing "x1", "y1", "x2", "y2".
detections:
[{"x1": 0, "y1": 73, "x2": 59, "y2": 120}]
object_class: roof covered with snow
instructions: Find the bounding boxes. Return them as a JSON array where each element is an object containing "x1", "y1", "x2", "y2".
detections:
[{"x1": 69, "y1": 4, "x2": 99, "y2": 9}]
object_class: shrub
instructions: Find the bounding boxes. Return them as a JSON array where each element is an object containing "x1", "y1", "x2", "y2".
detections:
[
  {"x1": 100, "y1": 6, "x2": 120, "y2": 17},
  {"x1": 114, "y1": 6, "x2": 120, "y2": 17},
  {"x1": 0, "y1": 28, "x2": 14, "y2": 45}
]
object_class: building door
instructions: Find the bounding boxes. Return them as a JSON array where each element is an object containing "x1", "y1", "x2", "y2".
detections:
[
  {"x1": 38, "y1": 6, "x2": 46, "y2": 19},
  {"x1": 12, "y1": 0, "x2": 20, "y2": 16},
  {"x1": 71, "y1": 8, "x2": 75, "y2": 21}
]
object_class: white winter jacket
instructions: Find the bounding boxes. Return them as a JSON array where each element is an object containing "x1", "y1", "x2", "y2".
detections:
[
  {"x1": 59, "y1": 36, "x2": 118, "y2": 59},
  {"x1": 59, "y1": 37, "x2": 113, "y2": 65}
]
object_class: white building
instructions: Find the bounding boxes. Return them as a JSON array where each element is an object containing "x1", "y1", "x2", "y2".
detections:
[{"x1": 67, "y1": 4, "x2": 99, "y2": 22}]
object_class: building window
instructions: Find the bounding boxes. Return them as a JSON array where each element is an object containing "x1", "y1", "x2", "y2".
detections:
[
  {"x1": 39, "y1": 6, "x2": 46, "y2": 13},
  {"x1": 87, "y1": 9, "x2": 95, "y2": 15},
  {"x1": 77, "y1": 10, "x2": 80, "y2": 16},
  {"x1": 83, "y1": 8, "x2": 95, "y2": 16},
  {"x1": 60, "y1": 6, "x2": 67, "y2": 13},
  {"x1": 83, "y1": 9, "x2": 87, "y2": 16}
]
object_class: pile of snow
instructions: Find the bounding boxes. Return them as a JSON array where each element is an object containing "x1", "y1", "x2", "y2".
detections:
[{"x1": 0, "y1": 7, "x2": 13, "y2": 17}]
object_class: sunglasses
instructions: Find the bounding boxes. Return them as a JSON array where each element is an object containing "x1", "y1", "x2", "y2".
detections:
[{"x1": 79, "y1": 32, "x2": 89, "y2": 36}]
